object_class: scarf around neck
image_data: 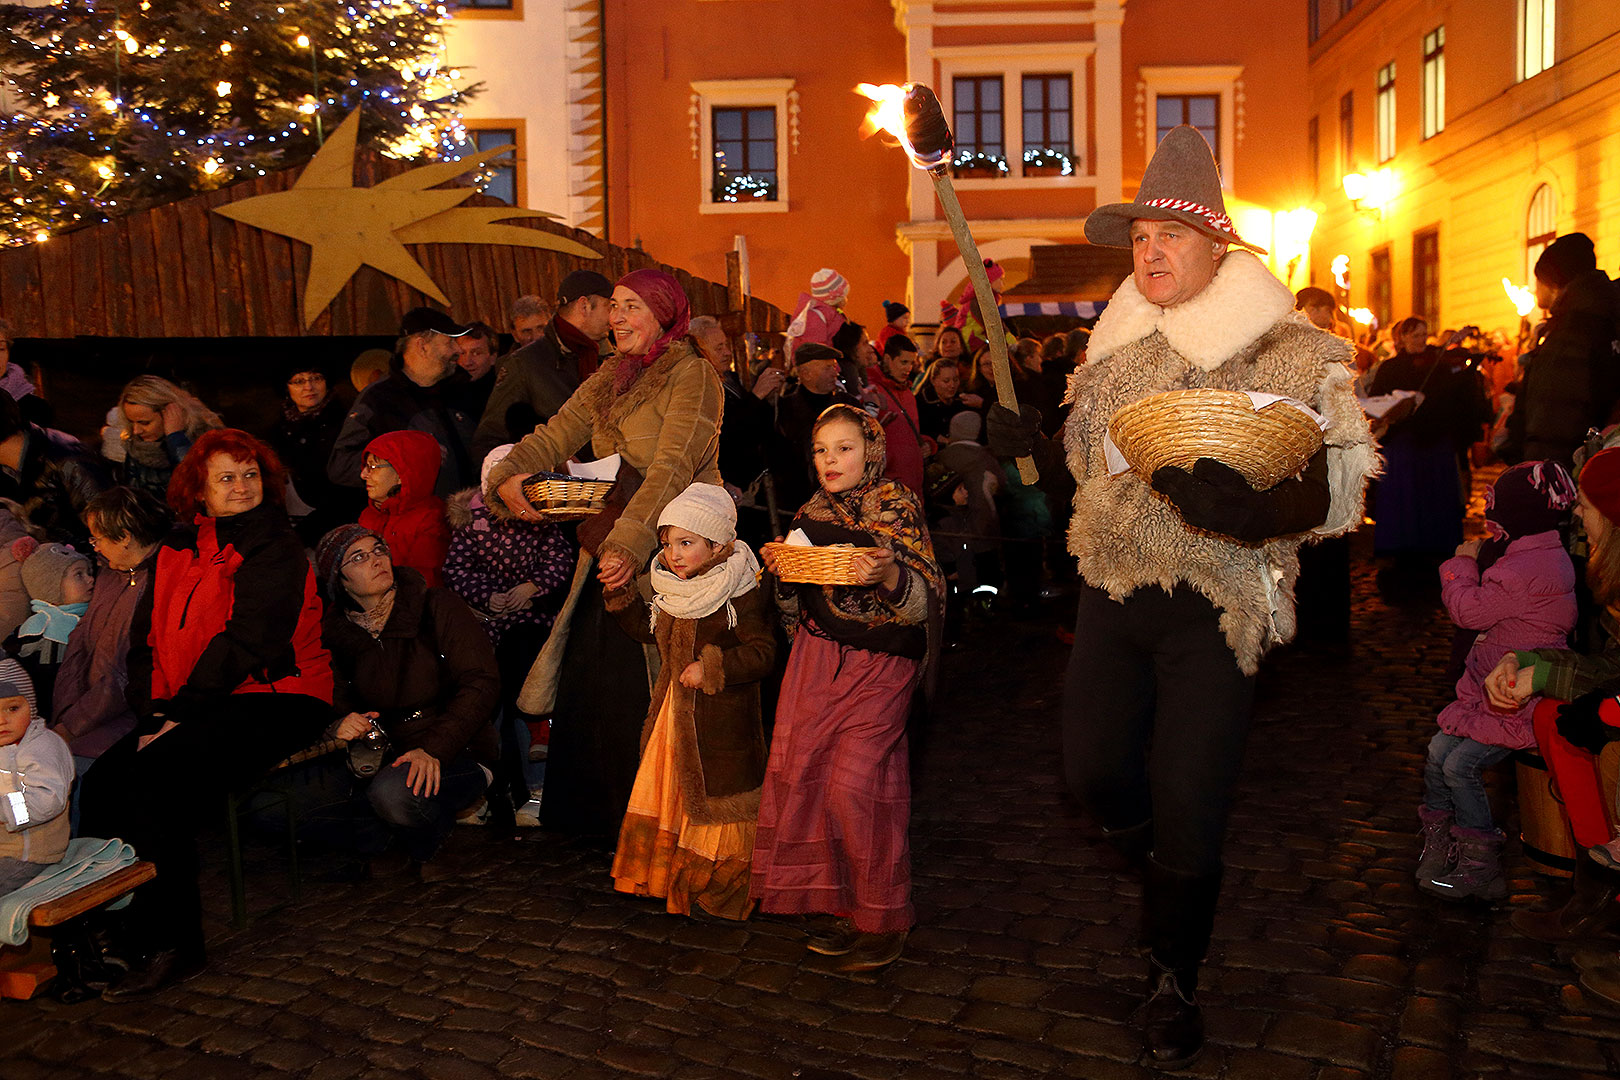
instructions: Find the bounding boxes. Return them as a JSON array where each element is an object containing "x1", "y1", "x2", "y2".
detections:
[
  {"x1": 346, "y1": 586, "x2": 397, "y2": 639},
  {"x1": 649, "y1": 542, "x2": 760, "y2": 629},
  {"x1": 795, "y1": 408, "x2": 945, "y2": 626}
]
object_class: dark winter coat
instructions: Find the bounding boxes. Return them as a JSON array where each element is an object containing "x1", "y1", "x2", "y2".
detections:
[
  {"x1": 1504, "y1": 268, "x2": 1620, "y2": 465},
  {"x1": 472, "y1": 320, "x2": 597, "y2": 462},
  {"x1": 916, "y1": 384, "x2": 973, "y2": 444},
  {"x1": 117, "y1": 431, "x2": 190, "y2": 504},
  {"x1": 127, "y1": 500, "x2": 334, "y2": 723},
  {"x1": 268, "y1": 394, "x2": 360, "y2": 542},
  {"x1": 323, "y1": 567, "x2": 500, "y2": 768},
  {"x1": 0, "y1": 427, "x2": 112, "y2": 547},
  {"x1": 770, "y1": 385, "x2": 858, "y2": 512},
  {"x1": 327, "y1": 368, "x2": 476, "y2": 499},
  {"x1": 358, "y1": 430, "x2": 449, "y2": 588},
  {"x1": 51, "y1": 553, "x2": 152, "y2": 758},
  {"x1": 443, "y1": 487, "x2": 574, "y2": 644},
  {"x1": 717, "y1": 373, "x2": 773, "y2": 490},
  {"x1": 605, "y1": 572, "x2": 774, "y2": 825}
]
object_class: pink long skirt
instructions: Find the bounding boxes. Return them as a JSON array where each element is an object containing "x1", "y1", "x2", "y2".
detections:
[{"x1": 750, "y1": 630, "x2": 920, "y2": 933}]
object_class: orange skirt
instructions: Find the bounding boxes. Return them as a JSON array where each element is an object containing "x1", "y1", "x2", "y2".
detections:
[{"x1": 610, "y1": 688, "x2": 756, "y2": 920}]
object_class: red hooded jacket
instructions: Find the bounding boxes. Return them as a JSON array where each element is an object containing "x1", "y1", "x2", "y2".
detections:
[{"x1": 358, "y1": 429, "x2": 450, "y2": 588}]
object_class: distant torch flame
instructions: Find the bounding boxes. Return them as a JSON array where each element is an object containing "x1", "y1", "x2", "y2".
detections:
[
  {"x1": 1502, "y1": 278, "x2": 1537, "y2": 318},
  {"x1": 857, "y1": 83, "x2": 950, "y2": 170},
  {"x1": 1348, "y1": 307, "x2": 1375, "y2": 326}
]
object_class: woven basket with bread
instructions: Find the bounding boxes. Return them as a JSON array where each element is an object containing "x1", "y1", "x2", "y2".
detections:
[
  {"x1": 1107, "y1": 388, "x2": 1325, "y2": 489},
  {"x1": 761, "y1": 543, "x2": 888, "y2": 586}
]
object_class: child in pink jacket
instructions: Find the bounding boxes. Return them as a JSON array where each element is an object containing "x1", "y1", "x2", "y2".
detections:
[{"x1": 1418, "y1": 461, "x2": 1578, "y2": 901}]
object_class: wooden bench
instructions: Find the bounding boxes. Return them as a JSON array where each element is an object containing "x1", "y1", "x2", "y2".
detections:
[
  {"x1": 225, "y1": 737, "x2": 343, "y2": 928},
  {"x1": 0, "y1": 861, "x2": 156, "y2": 1000}
]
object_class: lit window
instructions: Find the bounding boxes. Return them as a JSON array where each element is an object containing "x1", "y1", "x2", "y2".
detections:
[
  {"x1": 1308, "y1": 115, "x2": 1320, "y2": 193},
  {"x1": 691, "y1": 79, "x2": 793, "y2": 214},
  {"x1": 952, "y1": 76, "x2": 1006, "y2": 176},
  {"x1": 448, "y1": 125, "x2": 519, "y2": 205},
  {"x1": 712, "y1": 107, "x2": 777, "y2": 204},
  {"x1": 1021, "y1": 75, "x2": 1073, "y2": 177},
  {"x1": 1520, "y1": 0, "x2": 1556, "y2": 80},
  {"x1": 1422, "y1": 27, "x2": 1445, "y2": 139},
  {"x1": 1412, "y1": 228, "x2": 1440, "y2": 327},
  {"x1": 1375, "y1": 62, "x2": 1395, "y2": 164},
  {"x1": 1156, "y1": 95, "x2": 1220, "y2": 167}
]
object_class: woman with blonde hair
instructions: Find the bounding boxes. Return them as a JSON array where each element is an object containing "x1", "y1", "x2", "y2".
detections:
[{"x1": 112, "y1": 375, "x2": 224, "y2": 502}]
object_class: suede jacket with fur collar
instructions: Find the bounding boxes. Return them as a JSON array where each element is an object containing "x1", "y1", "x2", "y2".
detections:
[
  {"x1": 1063, "y1": 250, "x2": 1378, "y2": 674},
  {"x1": 483, "y1": 339, "x2": 724, "y2": 567},
  {"x1": 605, "y1": 561, "x2": 774, "y2": 826}
]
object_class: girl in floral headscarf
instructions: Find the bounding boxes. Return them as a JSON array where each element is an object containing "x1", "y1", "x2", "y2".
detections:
[{"x1": 755, "y1": 404, "x2": 943, "y2": 973}]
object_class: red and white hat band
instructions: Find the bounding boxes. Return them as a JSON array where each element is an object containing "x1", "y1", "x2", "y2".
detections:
[{"x1": 1140, "y1": 197, "x2": 1236, "y2": 237}]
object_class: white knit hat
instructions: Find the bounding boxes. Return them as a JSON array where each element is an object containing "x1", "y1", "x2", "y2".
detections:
[
  {"x1": 480, "y1": 443, "x2": 514, "y2": 493},
  {"x1": 657, "y1": 483, "x2": 736, "y2": 546},
  {"x1": 810, "y1": 268, "x2": 849, "y2": 305}
]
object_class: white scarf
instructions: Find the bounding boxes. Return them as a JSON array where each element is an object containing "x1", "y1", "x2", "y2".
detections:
[{"x1": 648, "y1": 543, "x2": 760, "y2": 630}]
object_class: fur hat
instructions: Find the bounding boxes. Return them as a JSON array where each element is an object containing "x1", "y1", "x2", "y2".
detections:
[
  {"x1": 882, "y1": 300, "x2": 910, "y2": 323},
  {"x1": 0, "y1": 656, "x2": 37, "y2": 716},
  {"x1": 1579, "y1": 448, "x2": 1620, "y2": 525},
  {"x1": 315, "y1": 524, "x2": 384, "y2": 599},
  {"x1": 1084, "y1": 125, "x2": 1264, "y2": 254},
  {"x1": 810, "y1": 268, "x2": 849, "y2": 305},
  {"x1": 1534, "y1": 233, "x2": 1597, "y2": 289},
  {"x1": 15, "y1": 540, "x2": 87, "y2": 606},
  {"x1": 658, "y1": 483, "x2": 737, "y2": 546}
]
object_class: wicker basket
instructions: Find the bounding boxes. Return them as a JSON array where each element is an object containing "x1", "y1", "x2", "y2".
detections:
[
  {"x1": 1107, "y1": 388, "x2": 1324, "y2": 489},
  {"x1": 761, "y1": 542, "x2": 888, "y2": 586},
  {"x1": 520, "y1": 473, "x2": 615, "y2": 520}
]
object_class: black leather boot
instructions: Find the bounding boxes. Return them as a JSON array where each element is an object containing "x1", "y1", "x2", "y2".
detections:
[
  {"x1": 1141, "y1": 859, "x2": 1223, "y2": 1070},
  {"x1": 1511, "y1": 856, "x2": 1620, "y2": 943}
]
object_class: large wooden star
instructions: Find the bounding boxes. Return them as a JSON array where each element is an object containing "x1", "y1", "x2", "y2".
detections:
[{"x1": 213, "y1": 110, "x2": 600, "y2": 327}]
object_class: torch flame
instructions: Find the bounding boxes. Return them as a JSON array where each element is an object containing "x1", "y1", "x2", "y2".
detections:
[
  {"x1": 1502, "y1": 278, "x2": 1537, "y2": 318},
  {"x1": 1348, "y1": 307, "x2": 1376, "y2": 326},
  {"x1": 857, "y1": 83, "x2": 950, "y2": 170}
]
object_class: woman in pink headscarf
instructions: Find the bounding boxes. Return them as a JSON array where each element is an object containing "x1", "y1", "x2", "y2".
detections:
[{"x1": 487, "y1": 268, "x2": 725, "y2": 837}]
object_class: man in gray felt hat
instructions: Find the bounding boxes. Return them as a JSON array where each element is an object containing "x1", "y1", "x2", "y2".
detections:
[{"x1": 1041, "y1": 126, "x2": 1378, "y2": 1068}]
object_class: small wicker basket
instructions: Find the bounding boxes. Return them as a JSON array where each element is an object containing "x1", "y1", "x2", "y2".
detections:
[
  {"x1": 520, "y1": 473, "x2": 615, "y2": 520},
  {"x1": 761, "y1": 542, "x2": 888, "y2": 586},
  {"x1": 1107, "y1": 388, "x2": 1324, "y2": 489}
]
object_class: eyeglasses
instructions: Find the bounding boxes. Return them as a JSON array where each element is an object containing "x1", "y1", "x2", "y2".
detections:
[
  {"x1": 344, "y1": 542, "x2": 390, "y2": 567},
  {"x1": 287, "y1": 375, "x2": 325, "y2": 388},
  {"x1": 360, "y1": 458, "x2": 395, "y2": 474}
]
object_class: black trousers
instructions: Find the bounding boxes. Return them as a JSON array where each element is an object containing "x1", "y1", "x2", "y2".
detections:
[
  {"x1": 79, "y1": 693, "x2": 329, "y2": 959},
  {"x1": 1062, "y1": 584, "x2": 1256, "y2": 878}
]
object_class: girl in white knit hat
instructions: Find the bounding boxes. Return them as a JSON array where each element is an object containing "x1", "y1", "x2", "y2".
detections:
[{"x1": 603, "y1": 482, "x2": 774, "y2": 920}]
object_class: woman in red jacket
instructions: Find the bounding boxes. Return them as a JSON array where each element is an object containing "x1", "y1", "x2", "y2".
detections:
[
  {"x1": 358, "y1": 430, "x2": 450, "y2": 588},
  {"x1": 80, "y1": 429, "x2": 333, "y2": 999}
]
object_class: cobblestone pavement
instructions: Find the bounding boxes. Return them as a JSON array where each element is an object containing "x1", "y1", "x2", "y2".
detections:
[{"x1": 7, "y1": 531, "x2": 1620, "y2": 1079}]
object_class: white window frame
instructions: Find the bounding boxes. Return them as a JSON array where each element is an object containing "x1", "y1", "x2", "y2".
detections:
[
  {"x1": 1139, "y1": 65, "x2": 1242, "y2": 191},
  {"x1": 691, "y1": 78, "x2": 793, "y2": 215},
  {"x1": 934, "y1": 43, "x2": 1096, "y2": 191},
  {"x1": 1422, "y1": 27, "x2": 1445, "y2": 140},
  {"x1": 1525, "y1": 182, "x2": 1558, "y2": 285},
  {"x1": 1519, "y1": 0, "x2": 1556, "y2": 82}
]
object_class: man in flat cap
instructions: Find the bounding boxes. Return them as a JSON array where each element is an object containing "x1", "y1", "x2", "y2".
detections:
[{"x1": 1055, "y1": 127, "x2": 1376, "y2": 1067}]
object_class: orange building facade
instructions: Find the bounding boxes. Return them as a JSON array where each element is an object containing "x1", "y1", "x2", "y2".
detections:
[
  {"x1": 1307, "y1": 0, "x2": 1620, "y2": 335},
  {"x1": 594, "y1": 0, "x2": 1316, "y2": 328}
]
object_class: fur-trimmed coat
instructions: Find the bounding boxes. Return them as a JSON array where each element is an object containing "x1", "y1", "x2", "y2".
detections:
[
  {"x1": 1063, "y1": 250, "x2": 1379, "y2": 674},
  {"x1": 483, "y1": 339, "x2": 724, "y2": 567},
  {"x1": 604, "y1": 576, "x2": 774, "y2": 826}
]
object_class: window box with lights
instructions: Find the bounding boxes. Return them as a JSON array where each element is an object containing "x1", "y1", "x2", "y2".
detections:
[
  {"x1": 935, "y1": 46, "x2": 1094, "y2": 191},
  {"x1": 952, "y1": 151, "x2": 1009, "y2": 180},
  {"x1": 1021, "y1": 147, "x2": 1074, "y2": 178}
]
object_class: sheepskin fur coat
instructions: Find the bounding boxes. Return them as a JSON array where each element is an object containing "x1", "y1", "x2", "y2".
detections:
[{"x1": 1063, "y1": 250, "x2": 1378, "y2": 674}]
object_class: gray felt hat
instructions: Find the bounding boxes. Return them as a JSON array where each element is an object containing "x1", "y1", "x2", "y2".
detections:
[{"x1": 1084, "y1": 126, "x2": 1265, "y2": 255}]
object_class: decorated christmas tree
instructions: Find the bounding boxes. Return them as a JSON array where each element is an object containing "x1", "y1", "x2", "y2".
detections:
[{"x1": 0, "y1": 0, "x2": 482, "y2": 244}]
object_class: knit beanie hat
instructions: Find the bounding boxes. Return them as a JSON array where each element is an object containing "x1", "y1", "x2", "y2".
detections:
[
  {"x1": 1485, "y1": 461, "x2": 1575, "y2": 542},
  {"x1": 480, "y1": 444, "x2": 514, "y2": 493},
  {"x1": 316, "y1": 524, "x2": 384, "y2": 599},
  {"x1": 810, "y1": 268, "x2": 849, "y2": 306},
  {"x1": 1534, "y1": 233, "x2": 1597, "y2": 289},
  {"x1": 0, "y1": 656, "x2": 37, "y2": 717},
  {"x1": 657, "y1": 483, "x2": 737, "y2": 546},
  {"x1": 1580, "y1": 448, "x2": 1620, "y2": 525},
  {"x1": 16, "y1": 540, "x2": 88, "y2": 606},
  {"x1": 882, "y1": 300, "x2": 910, "y2": 323},
  {"x1": 948, "y1": 410, "x2": 984, "y2": 444}
]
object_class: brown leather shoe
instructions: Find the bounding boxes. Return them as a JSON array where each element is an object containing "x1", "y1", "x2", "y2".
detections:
[
  {"x1": 1579, "y1": 955, "x2": 1620, "y2": 1007},
  {"x1": 804, "y1": 917, "x2": 861, "y2": 956},
  {"x1": 834, "y1": 931, "x2": 907, "y2": 973},
  {"x1": 1572, "y1": 946, "x2": 1620, "y2": 972}
]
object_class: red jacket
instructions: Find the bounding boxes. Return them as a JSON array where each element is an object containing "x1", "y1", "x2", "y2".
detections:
[
  {"x1": 358, "y1": 429, "x2": 450, "y2": 588},
  {"x1": 130, "y1": 502, "x2": 333, "y2": 714}
]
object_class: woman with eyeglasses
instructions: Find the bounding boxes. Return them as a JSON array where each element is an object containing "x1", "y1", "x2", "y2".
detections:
[
  {"x1": 267, "y1": 362, "x2": 360, "y2": 547},
  {"x1": 312, "y1": 524, "x2": 498, "y2": 881},
  {"x1": 78, "y1": 429, "x2": 333, "y2": 999},
  {"x1": 357, "y1": 430, "x2": 450, "y2": 588}
]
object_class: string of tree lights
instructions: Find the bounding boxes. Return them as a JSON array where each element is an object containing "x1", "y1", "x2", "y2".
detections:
[{"x1": 0, "y1": 0, "x2": 487, "y2": 246}]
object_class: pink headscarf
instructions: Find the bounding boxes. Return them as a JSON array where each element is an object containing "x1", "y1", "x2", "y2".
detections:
[{"x1": 613, "y1": 268, "x2": 691, "y2": 394}]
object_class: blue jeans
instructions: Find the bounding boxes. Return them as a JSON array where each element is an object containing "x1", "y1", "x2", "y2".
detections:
[
  {"x1": 1423, "y1": 732, "x2": 1510, "y2": 831},
  {"x1": 365, "y1": 752, "x2": 489, "y2": 861}
]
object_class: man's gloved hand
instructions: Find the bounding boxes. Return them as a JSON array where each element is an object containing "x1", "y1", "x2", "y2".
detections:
[
  {"x1": 1150, "y1": 448, "x2": 1331, "y2": 544},
  {"x1": 1556, "y1": 690, "x2": 1620, "y2": 754},
  {"x1": 986, "y1": 403, "x2": 1042, "y2": 458}
]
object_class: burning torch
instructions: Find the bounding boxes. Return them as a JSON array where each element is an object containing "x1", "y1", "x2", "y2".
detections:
[{"x1": 859, "y1": 82, "x2": 1038, "y2": 484}]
